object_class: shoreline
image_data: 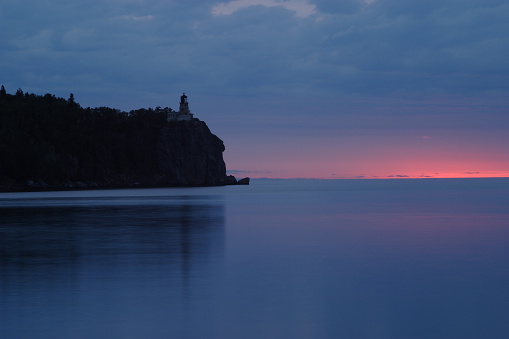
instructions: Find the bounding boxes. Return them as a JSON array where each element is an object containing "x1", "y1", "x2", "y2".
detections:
[{"x1": 0, "y1": 176, "x2": 249, "y2": 193}]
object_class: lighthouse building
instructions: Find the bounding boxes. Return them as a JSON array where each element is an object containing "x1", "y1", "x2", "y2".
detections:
[{"x1": 167, "y1": 93, "x2": 195, "y2": 121}]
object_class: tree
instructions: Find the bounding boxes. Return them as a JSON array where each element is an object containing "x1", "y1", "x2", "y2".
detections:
[
  {"x1": 0, "y1": 85, "x2": 6, "y2": 97},
  {"x1": 68, "y1": 93, "x2": 79, "y2": 111}
]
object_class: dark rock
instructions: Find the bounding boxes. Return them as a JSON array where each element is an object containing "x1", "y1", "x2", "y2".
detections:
[
  {"x1": 225, "y1": 175, "x2": 239, "y2": 185},
  {"x1": 237, "y1": 177, "x2": 250, "y2": 185},
  {"x1": 157, "y1": 120, "x2": 228, "y2": 186},
  {"x1": 1, "y1": 120, "x2": 232, "y2": 191}
]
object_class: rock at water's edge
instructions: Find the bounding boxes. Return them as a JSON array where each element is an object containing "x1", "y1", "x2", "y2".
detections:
[
  {"x1": 237, "y1": 177, "x2": 250, "y2": 185},
  {"x1": 225, "y1": 175, "x2": 238, "y2": 185}
]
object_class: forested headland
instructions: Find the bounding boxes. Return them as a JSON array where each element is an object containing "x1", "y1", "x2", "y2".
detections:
[{"x1": 0, "y1": 86, "x2": 237, "y2": 191}]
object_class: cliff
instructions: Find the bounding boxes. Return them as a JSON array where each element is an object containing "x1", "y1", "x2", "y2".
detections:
[
  {"x1": 157, "y1": 121, "x2": 227, "y2": 186},
  {"x1": 0, "y1": 88, "x2": 241, "y2": 191}
]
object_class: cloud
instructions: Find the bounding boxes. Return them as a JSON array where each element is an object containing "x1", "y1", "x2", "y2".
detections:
[
  {"x1": 227, "y1": 170, "x2": 273, "y2": 177},
  {"x1": 1, "y1": 0, "x2": 508, "y2": 111},
  {"x1": 118, "y1": 14, "x2": 154, "y2": 21},
  {"x1": 212, "y1": 0, "x2": 317, "y2": 18}
]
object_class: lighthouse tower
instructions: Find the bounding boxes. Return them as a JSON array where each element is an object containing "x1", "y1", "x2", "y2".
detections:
[
  {"x1": 166, "y1": 93, "x2": 194, "y2": 121},
  {"x1": 179, "y1": 93, "x2": 190, "y2": 114}
]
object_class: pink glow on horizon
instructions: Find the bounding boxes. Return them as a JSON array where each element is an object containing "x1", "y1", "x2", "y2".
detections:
[
  {"x1": 220, "y1": 104, "x2": 509, "y2": 180},
  {"x1": 225, "y1": 146, "x2": 509, "y2": 179},
  {"x1": 234, "y1": 171, "x2": 509, "y2": 180}
]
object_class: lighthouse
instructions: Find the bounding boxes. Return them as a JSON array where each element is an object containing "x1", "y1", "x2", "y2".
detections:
[
  {"x1": 179, "y1": 93, "x2": 190, "y2": 114},
  {"x1": 167, "y1": 93, "x2": 195, "y2": 121}
]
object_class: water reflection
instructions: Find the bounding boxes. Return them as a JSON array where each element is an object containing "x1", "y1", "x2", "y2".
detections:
[
  {"x1": 0, "y1": 191, "x2": 224, "y2": 339},
  {"x1": 3, "y1": 180, "x2": 509, "y2": 339}
]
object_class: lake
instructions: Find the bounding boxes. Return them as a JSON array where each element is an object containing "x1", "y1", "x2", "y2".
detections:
[{"x1": 1, "y1": 178, "x2": 509, "y2": 339}]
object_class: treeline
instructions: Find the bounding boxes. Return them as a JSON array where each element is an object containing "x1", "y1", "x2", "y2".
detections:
[{"x1": 0, "y1": 86, "x2": 177, "y2": 189}]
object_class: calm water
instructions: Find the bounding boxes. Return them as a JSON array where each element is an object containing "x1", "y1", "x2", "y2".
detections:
[{"x1": 1, "y1": 179, "x2": 509, "y2": 339}]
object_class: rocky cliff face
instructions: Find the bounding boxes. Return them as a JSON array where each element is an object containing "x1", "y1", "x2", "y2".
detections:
[
  {"x1": 0, "y1": 120, "x2": 230, "y2": 191},
  {"x1": 157, "y1": 121, "x2": 227, "y2": 186},
  {"x1": 5, "y1": 121, "x2": 231, "y2": 191}
]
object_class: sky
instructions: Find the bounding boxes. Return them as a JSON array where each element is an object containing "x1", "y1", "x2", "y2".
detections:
[{"x1": 1, "y1": 0, "x2": 509, "y2": 179}]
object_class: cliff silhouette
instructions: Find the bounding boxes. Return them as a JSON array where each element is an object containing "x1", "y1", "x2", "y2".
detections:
[{"x1": 0, "y1": 87, "x2": 244, "y2": 191}]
